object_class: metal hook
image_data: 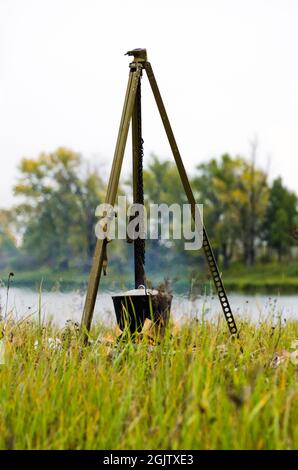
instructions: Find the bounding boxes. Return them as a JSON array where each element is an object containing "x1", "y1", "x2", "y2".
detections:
[{"x1": 137, "y1": 284, "x2": 147, "y2": 295}]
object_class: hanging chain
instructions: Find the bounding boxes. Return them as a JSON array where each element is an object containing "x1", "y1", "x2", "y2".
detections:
[{"x1": 134, "y1": 79, "x2": 146, "y2": 287}]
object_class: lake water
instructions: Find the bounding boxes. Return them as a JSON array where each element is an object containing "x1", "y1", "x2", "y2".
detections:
[{"x1": 1, "y1": 286, "x2": 298, "y2": 327}]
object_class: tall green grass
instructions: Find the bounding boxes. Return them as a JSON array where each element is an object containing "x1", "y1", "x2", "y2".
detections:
[{"x1": 0, "y1": 316, "x2": 297, "y2": 449}]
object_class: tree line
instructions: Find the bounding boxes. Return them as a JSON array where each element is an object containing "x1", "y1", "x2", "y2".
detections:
[{"x1": 0, "y1": 147, "x2": 297, "y2": 275}]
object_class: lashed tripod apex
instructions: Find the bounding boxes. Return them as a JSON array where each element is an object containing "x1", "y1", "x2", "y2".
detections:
[
  {"x1": 125, "y1": 48, "x2": 147, "y2": 61},
  {"x1": 80, "y1": 48, "x2": 238, "y2": 338}
]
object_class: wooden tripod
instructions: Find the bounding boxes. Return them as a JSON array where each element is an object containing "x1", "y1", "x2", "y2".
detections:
[{"x1": 81, "y1": 49, "x2": 238, "y2": 338}]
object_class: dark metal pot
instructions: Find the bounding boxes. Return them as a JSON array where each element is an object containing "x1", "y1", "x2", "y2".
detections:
[{"x1": 112, "y1": 287, "x2": 172, "y2": 335}]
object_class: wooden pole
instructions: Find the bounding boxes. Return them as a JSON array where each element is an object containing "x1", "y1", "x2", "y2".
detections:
[{"x1": 81, "y1": 63, "x2": 142, "y2": 337}]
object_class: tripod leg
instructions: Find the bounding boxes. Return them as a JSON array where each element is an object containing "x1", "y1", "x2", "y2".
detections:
[
  {"x1": 81, "y1": 64, "x2": 143, "y2": 337},
  {"x1": 144, "y1": 62, "x2": 237, "y2": 335}
]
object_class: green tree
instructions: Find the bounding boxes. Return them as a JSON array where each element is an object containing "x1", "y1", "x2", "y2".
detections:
[
  {"x1": 193, "y1": 153, "x2": 269, "y2": 267},
  {"x1": 0, "y1": 209, "x2": 19, "y2": 269},
  {"x1": 142, "y1": 155, "x2": 186, "y2": 206},
  {"x1": 193, "y1": 155, "x2": 240, "y2": 267},
  {"x1": 263, "y1": 177, "x2": 298, "y2": 260},
  {"x1": 14, "y1": 148, "x2": 106, "y2": 270},
  {"x1": 142, "y1": 155, "x2": 190, "y2": 271},
  {"x1": 233, "y1": 156, "x2": 269, "y2": 266}
]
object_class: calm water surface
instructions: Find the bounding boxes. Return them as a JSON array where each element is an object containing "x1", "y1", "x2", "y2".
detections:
[{"x1": 1, "y1": 287, "x2": 297, "y2": 327}]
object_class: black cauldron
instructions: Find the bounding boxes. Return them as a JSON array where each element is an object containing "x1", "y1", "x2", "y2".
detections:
[{"x1": 112, "y1": 287, "x2": 172, "y2": 335}]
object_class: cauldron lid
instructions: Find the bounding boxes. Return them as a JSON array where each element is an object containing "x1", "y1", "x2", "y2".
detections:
[{"x1": 112, "y1": 287, "x2": 158, "y2": 297}]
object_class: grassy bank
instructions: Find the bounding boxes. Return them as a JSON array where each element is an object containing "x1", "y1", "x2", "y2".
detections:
[
  {"x1": 2, "y1": 261, "x2": 298, "y2": 294},
  {"x1": 0, "y1": 317, "x2": 297, "y2": 449},
  {"x1": 223, "y1": 262, "x2": 298, "y2": 294}
]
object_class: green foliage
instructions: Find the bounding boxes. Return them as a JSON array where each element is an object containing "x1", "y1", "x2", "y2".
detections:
[
  {"x1": 193, "y1": 153, "x2": 269, "y2": 267},
  {"x1": 14, "y1": 148, "x2": 106, "y2": 270},
  {"x1": 0, "y1": 209, "x2": 19, "y2": 268},
  {"x1": 263, "y1": 177, "x2": 298, "y2": 259},
  {"x1": 1, "y1": 149, "x2": 297, "y2": 283},
  {"x1": 143, "y1": 154, "x2": 186, "y2": 205},
  {"x1": 142, "y1": 155, "x2": 191, "y2": 272},
  {"x1": 193, "y1": 154, "x2": 242, "y2": 266}
]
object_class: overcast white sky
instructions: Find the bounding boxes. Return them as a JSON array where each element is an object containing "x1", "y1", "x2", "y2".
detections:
[{"x1": 1, "y1": 0, "x2": 298, "y2": 207}]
